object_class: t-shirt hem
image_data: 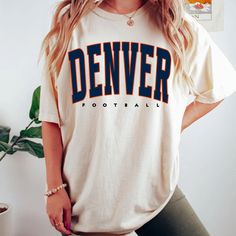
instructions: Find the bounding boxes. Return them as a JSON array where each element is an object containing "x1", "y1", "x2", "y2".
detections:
[{"x1": 71, "y1": 182, "x2": 179, "y2": 236}]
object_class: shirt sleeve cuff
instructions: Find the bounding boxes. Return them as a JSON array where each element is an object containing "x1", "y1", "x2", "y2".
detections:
[
  {"x1": 38, "y1": 112, "x2": 61, "y2": 125},
  {"x1": 194, "y1": 85, "x2": 236, "y2": 104}
]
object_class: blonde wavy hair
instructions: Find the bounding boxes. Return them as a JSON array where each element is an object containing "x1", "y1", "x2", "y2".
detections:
[{"x1": 38, "y1": 0, "x2": 201, "y2": 123}]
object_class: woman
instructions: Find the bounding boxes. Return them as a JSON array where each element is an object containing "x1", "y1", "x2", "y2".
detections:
[{"x1": 38, "y1": 0, "x2": 236, "y2": 235}]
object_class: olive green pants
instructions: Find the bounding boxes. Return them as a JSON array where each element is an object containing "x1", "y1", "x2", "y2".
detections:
[
  {"x1": 135, "y1": 185, "x2": 210, "y2": 236},
  {"x1": 62, "y1": 185, "x2": 210, "y2": 236}
]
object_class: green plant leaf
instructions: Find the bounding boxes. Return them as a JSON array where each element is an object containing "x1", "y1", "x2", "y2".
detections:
[
  {"x1": 20, "y1": 127, "x2": 42, "y2": 139},
  {"x1": 0, "y1": 125, "x2": 11, "y2": 143},
  {"x1": 10, "y1": 135, "x2": 20, "y2": 143},
  {"x1": 29, "y1": 86, "x2": 41, "y2": 123},
  {"x1": 0, "y1": 141, "x2": 16, "y2": 154},
  {"x1": 15, "y1": 139, "x2": 44, "y2": 158}
]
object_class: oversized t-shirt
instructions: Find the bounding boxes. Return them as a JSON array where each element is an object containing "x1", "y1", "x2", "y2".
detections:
[{"x1": 39, "y1": 1, "x2": 236, "y2": 235}]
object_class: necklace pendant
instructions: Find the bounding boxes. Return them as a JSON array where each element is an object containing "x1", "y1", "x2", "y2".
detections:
[{"x1": 127, "y1": 18, "x2": 134, "y2": 26}]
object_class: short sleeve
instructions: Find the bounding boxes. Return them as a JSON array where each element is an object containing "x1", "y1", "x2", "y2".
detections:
[
  {"x1": 184, "y1": 12, "x2": 236, "y2": 103},
  {"x1": 38, "y1": 54, "x2": 61, "y2": 125}
]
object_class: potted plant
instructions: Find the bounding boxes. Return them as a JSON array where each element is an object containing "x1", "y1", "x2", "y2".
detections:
[{"x1": 0, "y1": 86, "x2": 44, "y2": 236}]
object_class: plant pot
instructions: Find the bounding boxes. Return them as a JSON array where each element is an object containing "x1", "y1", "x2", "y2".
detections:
[{"x1": 0, "y1": 202, "x2": 13, "y2": 236}]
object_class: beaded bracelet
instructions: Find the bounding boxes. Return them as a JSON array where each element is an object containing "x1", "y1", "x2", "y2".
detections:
[{"x1": 44, "y1": 183, "x2": 67, "y2": 197}]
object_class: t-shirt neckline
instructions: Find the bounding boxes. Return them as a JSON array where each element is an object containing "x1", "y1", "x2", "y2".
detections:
[{"x1": 91, "y1": 1, "x2": 153, "y2": 21}]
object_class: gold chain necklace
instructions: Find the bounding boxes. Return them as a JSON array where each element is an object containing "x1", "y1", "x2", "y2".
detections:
[{"x1": 103, "y1": 1, "x2": 142, "y2": 26}]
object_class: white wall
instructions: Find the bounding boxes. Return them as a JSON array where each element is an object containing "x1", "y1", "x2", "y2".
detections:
[
  {"x1": 0, "y1": 1, "x2": 235, "y2": 236},
  {"x1": 179, "y1": 1, "x2": 236, "y2": 236}
]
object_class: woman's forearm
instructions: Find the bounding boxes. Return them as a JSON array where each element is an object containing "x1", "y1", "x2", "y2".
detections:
[
  {"x1": 181, "y1": 99, "x2": 224, "y2": 132},
  {"x1": 42, "y1": 121, "x2": 64, "y2": 189}
]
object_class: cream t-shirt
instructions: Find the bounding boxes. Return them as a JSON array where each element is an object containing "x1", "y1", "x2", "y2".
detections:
[{"x1": 39, "y1": 1, "x2": 236, "y2": 235}]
